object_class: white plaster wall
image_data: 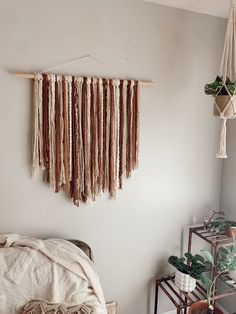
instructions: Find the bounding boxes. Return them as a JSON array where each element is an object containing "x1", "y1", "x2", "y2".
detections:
[{"x1": 0, "y1": 1, "x2": 225, "y2": 313}]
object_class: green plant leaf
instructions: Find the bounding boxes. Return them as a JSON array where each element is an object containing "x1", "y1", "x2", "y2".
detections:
[
  {"x1": 201, "y1": 249, "x2": 214, "y2": 265},
  {"x1": 184, "y1": 252, "x2": 193, "y2": 262},
  {"x1": 200, "y1": 274, "x2": 212, "y2": 290}
]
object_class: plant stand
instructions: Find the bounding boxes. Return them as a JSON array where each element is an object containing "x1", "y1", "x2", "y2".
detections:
[{"x1": 154, "y1": 225, "x2": 236, "y2": 314}]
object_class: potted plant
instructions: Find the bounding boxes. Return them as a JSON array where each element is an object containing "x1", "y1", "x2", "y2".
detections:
[
  {"x1": 205, "y1": 211, "x2": 236, "y2": 281},
  {"x1": 205, "y1": 76, "x2": 236, "y2": 118},
  {"x1": 207, "y1": 215, "x2": 236, "y2": 239},
  {"x1": 189, "y1": 246, "x2": 236, "y2": 314},
  {"x1": 168, "y1": 253, "x2": 209, "y2": 292}
]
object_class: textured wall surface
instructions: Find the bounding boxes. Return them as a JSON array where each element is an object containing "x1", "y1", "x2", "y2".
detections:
[{"x1": 0, "y1": 1, "x2": 225, "y2": 313}]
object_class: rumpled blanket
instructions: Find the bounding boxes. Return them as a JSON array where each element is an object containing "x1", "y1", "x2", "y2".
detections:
[
  {"x1": 0, "y1": 234, "x2": 107, "y2": 314},
  {"x1": 21, "y1": 300, "x2": 94, "y2": 314}
]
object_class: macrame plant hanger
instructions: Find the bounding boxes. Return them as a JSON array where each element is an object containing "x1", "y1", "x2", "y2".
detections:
[{"x1": 214, "y1": 0, "x2": 236, "y2": 158}]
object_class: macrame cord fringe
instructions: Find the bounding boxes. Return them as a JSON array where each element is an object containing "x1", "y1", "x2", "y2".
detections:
[{"x1": 32, "y1": 74, "x2": 139, "y2": 205}]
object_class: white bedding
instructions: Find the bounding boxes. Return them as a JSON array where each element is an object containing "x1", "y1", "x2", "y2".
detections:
[{"x1": 0, "y1": 234, "x2": 107, "y2": 314}]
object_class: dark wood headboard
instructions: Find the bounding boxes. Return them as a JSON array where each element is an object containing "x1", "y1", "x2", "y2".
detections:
[{"x1": 68, "y1": 239, "x2": 92, "y2": 261}]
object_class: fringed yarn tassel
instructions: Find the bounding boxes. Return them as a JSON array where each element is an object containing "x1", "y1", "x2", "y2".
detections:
[
  {"x1": 102, "y1": 79, "x2": 108, "y2": 192},
  {"x1": 62, "y1": 76, "x2": 70, "y2": 193},
  {"x1": 105, "y1": 80, "x2": 110, "y2": 192},
  {"x1": 109, "y1": 79, "x2": 115, "y2": 198},
  {"x1": 90, "y1": 79, "x2": 97, "y2": 200},
  {"x1": 59, "y1": 77, "x2": 65, "y2": 187},
  {"x1": 71, "y1": 77, "x2": 79, "y2": 205},
  {"x1": 114, "y1": 80, "x2": 120, "y2": 190},
  {"x1": 86, "y1": 78, "x2": 92, "y2": 202},
  {"x1": 97, "y1": 79, "x2": 103, "y2": 194},
  {"x1": 32, "y1": 74, "x2": 41, "y2": 173},
  {"x1": 81, "y1": 78, "x2": 89, "y2": 203},
  {"x1": 93, "y1": 79, "x2": 98, "y2": 197},
  {"x1": 54, "y1": 76, "x2": 62, "y2": 192},
  {"x1": 49, "y1": 75, "x2": 55, "y2": 188},
  {"x1": 38, "y1": 77, "x2": 44, "y2": 169},
  {"x1": 118, "y1": 80, "x2": 124, "y2": 189},
  {"x1": 132, "y1": 81, "x2": 139, "y2": 169},
  {"x1": 42, "y1": 74, "x2": 50, "y2": 182},
  {"x1": 127, "y1": 81, "x2": 135, "y2": 170},
  {"x1": 216, "y1": 118, "x2": 228, "y2": 158},
  {"x1": 77, "y1": 77, "x2": 84, "y2": 200},
  {"x1": 126, "y1": 80, "x2": 132, "y2": 178},
  {"x1": 67, "y1": 76, "x2": 73, "y2": 183}
]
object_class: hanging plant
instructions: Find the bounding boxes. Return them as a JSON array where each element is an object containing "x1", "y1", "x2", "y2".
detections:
[
  {"x1": 205, "y1": 76, "x2": 236, "y2": 137},
  {"x1": 205, "y1": 1, "x2": 236, "y2": 159}
]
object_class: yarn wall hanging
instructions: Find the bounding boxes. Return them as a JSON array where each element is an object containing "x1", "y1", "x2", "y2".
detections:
[
  {"x1": 31, "y1": 73, "x2": 140, "y2": 205},
  {"x1": 205, "y1": 1, "x2": 236, "y2": 158}
]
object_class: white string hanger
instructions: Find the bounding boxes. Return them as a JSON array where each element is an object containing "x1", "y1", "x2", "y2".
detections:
[
  {"x1": 39, "y1": 54, "x2": 92, "y2": 73},
  {"x1": 11, "y1": 54, "x2": 154, "y2": 85}
]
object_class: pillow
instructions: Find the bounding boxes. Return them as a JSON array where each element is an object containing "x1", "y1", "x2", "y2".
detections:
[{"x1": 20, "y1": 300, "x2": 94, "y2": 314}]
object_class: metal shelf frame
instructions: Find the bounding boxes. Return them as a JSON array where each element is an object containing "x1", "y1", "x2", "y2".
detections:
[{"x1": 154, "y1": 225, "x2": 236, "y2": 314}]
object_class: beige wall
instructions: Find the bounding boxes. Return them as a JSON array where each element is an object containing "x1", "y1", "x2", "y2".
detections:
[{"x1": 0, "y1": 1, "x2": 225, "y2": 313}]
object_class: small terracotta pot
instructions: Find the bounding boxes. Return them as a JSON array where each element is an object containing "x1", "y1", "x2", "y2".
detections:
[
  {"x1": 224, "y1": 225, "x2": 236, "y2": 238},
  {"x1": 213, "y1": 95, "x2": 236, "y2": 119},
  {"x1": 189, "y1": 302, "x2": 224, "y2": 314}
]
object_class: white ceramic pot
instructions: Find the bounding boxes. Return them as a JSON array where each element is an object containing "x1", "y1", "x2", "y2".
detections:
[{"x1": 175, "y1": 270, "x2": 196, "y2": 292}]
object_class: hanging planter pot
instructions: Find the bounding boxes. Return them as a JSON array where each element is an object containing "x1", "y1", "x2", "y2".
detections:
[
  {"x1": 175, "y1": 269, "x2": 196, "y2": 292},
  {"x1": 189, "y1": 302, "x2": 224, "y2": 314},
  {"x1": 213, "y1": 95, "x2": 236, "y2": 119}
]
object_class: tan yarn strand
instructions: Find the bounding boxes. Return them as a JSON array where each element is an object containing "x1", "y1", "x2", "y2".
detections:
[
  {"x1": 109, "y1": 79, "x2": 115, "y2": 197},
  {"x1": 71, "y1": 77, "x2": 79, "y2": 205},
  {"x1": 62, "y1": 76, "x2": 70, "y2": 193},
  {"x1": 77, "y1": 77, "x2": 84, "y2": 199},
  {"x1": 49, "y1": 74, "x2": 56, "y2": 188},
  {"x1": 32, "y1": 76, "x2": 40, "y2": 173},
  {"x1": 54, "y1": 76, "x2": 61, "y2": 192},
  {"x1": 97, "y1": 79, "x2": 103, "y2": 193},
  {"x1": 81, "y1": 78, "x2": 89, "y2": 202}
]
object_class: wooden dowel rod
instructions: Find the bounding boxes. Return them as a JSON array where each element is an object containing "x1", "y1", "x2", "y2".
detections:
[
  {"x1": 11, "y1": 72, "x2": 155, "y2": 86},
  {"x1": 13, "y1": 72, "x2": 35, "y2": 79}
]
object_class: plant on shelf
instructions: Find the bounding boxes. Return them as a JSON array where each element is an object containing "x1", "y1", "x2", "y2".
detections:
[
  {"x1": 205, "y1": 211, "x2": 236, "y2": 238},
  {"x1": 205, "y1": 76, "x2": 236, "y2": 96},
  {"x1": 168, "y1": 252, "x2": 209, "y2": 293},
  {"x1": 189, "y1": 247, "x2": 236, "y2": 314}
]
